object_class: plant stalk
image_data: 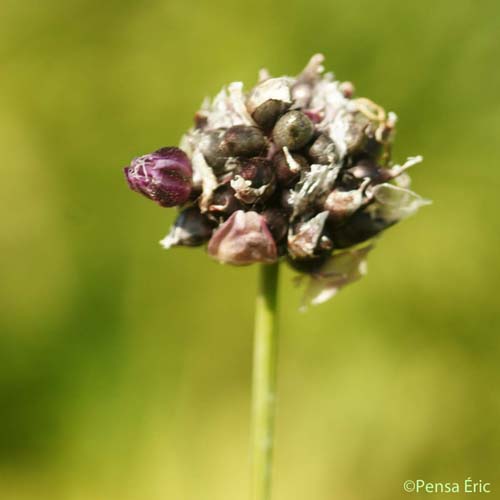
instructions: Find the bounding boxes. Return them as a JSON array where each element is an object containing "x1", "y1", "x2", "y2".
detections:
[{"x1": 251, "y1": 263, "x2": 280, "y2": 500}]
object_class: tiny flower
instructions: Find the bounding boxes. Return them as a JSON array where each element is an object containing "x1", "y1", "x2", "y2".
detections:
[
  {"x1": 124, "y1": 147, "x2": 192, "y2": 207},
  {"x1": 207, "y1": 210, "x2": 278, "y2": 265}
]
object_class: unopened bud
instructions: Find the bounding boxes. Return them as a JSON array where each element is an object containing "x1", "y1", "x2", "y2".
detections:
[{"x1": 124, "y1": 147, "x2": 192, "y2": 207}]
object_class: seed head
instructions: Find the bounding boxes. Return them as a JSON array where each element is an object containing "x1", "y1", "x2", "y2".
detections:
[{"x1": 123, "y1": 55, "x2": 429, "y2": 307}]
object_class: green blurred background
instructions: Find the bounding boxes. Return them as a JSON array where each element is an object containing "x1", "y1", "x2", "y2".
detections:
[{"x1": 1, "y1": 0, "x2": 499, "y2": 499}]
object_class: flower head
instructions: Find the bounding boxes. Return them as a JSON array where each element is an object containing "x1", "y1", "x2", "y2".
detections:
[{"x1": 124, "y1": 55, "x2": 429, "y2": 307}]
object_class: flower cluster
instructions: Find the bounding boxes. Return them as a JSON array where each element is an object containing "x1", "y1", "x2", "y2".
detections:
[{"x1": 124, "y1": 54, "x2": 429, "y2": 307}]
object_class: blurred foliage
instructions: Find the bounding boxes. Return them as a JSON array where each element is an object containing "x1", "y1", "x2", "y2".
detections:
[{"x1": 1, "y1": 0, "x2": 499, "y2": 499}]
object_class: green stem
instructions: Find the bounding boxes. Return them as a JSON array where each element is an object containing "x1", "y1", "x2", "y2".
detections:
[{"x1": 251, "y1": 263, "x2": 280, "y2": 500}]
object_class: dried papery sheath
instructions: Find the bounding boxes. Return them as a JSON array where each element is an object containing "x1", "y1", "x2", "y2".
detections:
[
  {"x1": 123, "y1": 54, "x2": 429, "y2": 308},
  {"x1": 369, "y1": 183, "x2": 431, "y2": 222}
]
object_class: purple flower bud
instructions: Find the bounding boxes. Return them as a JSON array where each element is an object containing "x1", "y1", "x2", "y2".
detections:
[
  {"x1": 124, "y1": 147, "x2": 192, "y2": 207},
  {"x1": 207, "y1": 210, "x2": 278, "y2": 265}
]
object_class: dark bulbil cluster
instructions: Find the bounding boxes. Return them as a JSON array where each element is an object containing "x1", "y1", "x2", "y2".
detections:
[{"x1": 124, "y1": 55, "x2": 428, "y2": 307}]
